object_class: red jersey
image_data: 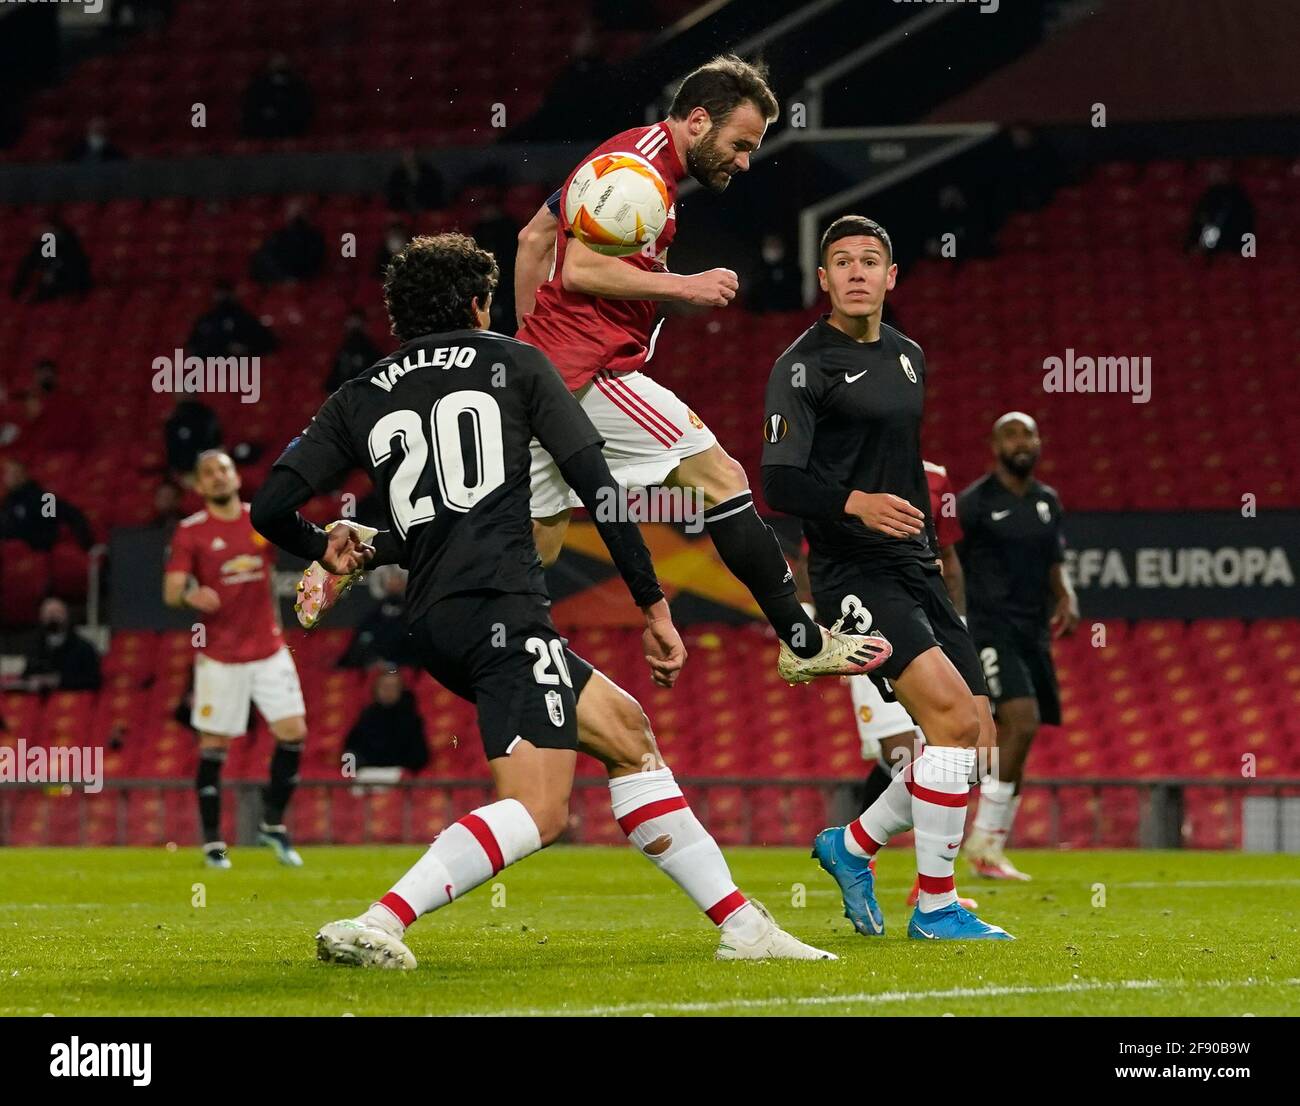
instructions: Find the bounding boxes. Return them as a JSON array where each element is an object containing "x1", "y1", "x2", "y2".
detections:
[
  {"x1": 517, "y1": 121, "x2": 687, "y2": 390},
  {"x1": 924, "y1": 460, "x2": 963, "y2": 550},
  {"x1": 164, "y1": 503, "x2": 283, "y2": 663}
]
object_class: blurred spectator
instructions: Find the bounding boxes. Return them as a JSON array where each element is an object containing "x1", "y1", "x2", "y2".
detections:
[
  {"x1": 386, "y1": 148, "x2": 446, "y2": 213},
  {"x1": 925, "y1": 184, "x2": 995, "y2": 261},
  {"x1": 164, "y1": 396, "x2": 223, "y2": 480},
  {"x1": 1185, "y1": 166, "x2": 1255, "y2": 256},
  {"x1": 241, "y1": 53, "x2": 313, "y2": 139},
  {"x1": 10, "y1": 218, "x2": 93, "y2": 303},
  {"x1": 23, "y1": 598, "x2": 102, "y2": 692},
  {"x1": 0, "y1": 381, "x2": 20, "y2": 447},
  {"x1": 747, "y1": 233, "x2": 803, "y2": 313},
  {"x1": 0, "y1": 458, "x2": 94, "y2": 551},
  {"x1": 994, "y1": 125, "x2": 1063, "y2": 214},
  {"x1": 339, "y1": 567, "x2": 417, "y2": 668},
  {"x1": 471, "y1": 200, "x2": 520, "y2": 331},
  {"x1": 326, "y1": 308, "x2": 382, "y2": 392},
  {"x1": 66, "y1": 116, "x2": 126, "y2": 163},
  {"x1": 344, "y1": 669, "x2": 429, "y2": 775},
  {"x1": 250, "y1": 199, "x2": 325, "y2": 284},
  {"x1": 151, "y1": 482, "x2": 187, "y2": 531},
  {"x1": 17, "y1": 360, "x2": 93, "y2": 454},
  {"x1": 186, "y1": 282, "x2": 277, "y2": 358},
  {"x1": 374, "y1": 221, "x2": 411, "y2": 280}
]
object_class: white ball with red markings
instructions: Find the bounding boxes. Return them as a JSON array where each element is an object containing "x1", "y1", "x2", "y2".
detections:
[{"x1": 564, "y1": 152, "x2": 670, "y2": 257}]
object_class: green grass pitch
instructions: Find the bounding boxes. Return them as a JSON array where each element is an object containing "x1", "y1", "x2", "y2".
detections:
[{"x1": 1, "y1": 846, "x2": 1296, "y2": 1016}]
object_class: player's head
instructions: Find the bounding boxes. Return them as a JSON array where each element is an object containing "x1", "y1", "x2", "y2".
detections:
[
  {"x1": 991, "y1": 411, "x2": 1041, "y2": 477},
  {"x1": 194, "y1": 449, "x2": 241, "y2": 505},
  {"x1": 818, "y1": 215, "x2": 897, "y2": 320},
  {"x1": 383, "y1": 232, "x2": 499, "y2": 341},
  {"x1": 669, "y1": 54, "x2": 778, "y2": 193}
]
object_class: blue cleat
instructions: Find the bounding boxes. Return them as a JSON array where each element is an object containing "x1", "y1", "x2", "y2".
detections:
[
  {"x1": 258, "y1": 823, "x2": 304, "y2": 867},
  {"x1": 908, "y1": 902, "x2": 1014, "y2": 940},
  {"x1": 811, "y1": 827, "x2": 884, "y2": 936}
]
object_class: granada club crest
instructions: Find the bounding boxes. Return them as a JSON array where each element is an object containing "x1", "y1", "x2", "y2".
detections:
[
  {"x1": 764, "y1": 414, "x2": 788, "y2": 443},
  {"x1": 899, "y1": 354, "x2": 917, "y2": 383},
  {"x1": 545, "y1": 689, "x2": 565, "y2": 727},
  {"x1": 1037, "y1": 500, "x2": 1051, "y2": 524}
]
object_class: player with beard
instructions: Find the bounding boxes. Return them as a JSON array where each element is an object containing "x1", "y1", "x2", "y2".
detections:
[
  {"x1": 514, "y1": 54, "x2": 891, "y2": 686},
  {"x1": 163, "y1": 449, "x2": 308, "y2": 870},
  {"x1": 762, "y1": 215, "x2": 1011, "y2": 940},
  {"x1": 958, "y1": 412, "x2": 1079, "y2": 880}
]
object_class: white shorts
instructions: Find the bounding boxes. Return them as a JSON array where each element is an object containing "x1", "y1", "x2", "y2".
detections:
[
  {"x1": 849, "y1": 673, "x2": 922, "y2": 762},
  {"x1": 192, "y1": 646, "x2": 306, "y2": 738},
  {"x1": 529, "y1": 370, "x2": 717, "y2": 518}
]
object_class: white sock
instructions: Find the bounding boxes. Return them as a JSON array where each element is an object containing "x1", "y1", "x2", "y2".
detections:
[
  {"x1": 845, "y1": 761, "x2": 913, "y2": 858},
  {"x1": 609, "y1": 767, "x2": 763, "y2": 940},
  {"x1": 910, "y1": 745, "x2": 976, "y2": 912},
  {"x1": 973, "y1": 777, "x2": 1016, "y2": 839},
  {"x1": 365, "y1": 799, "x2": 542, "y2": 934}
]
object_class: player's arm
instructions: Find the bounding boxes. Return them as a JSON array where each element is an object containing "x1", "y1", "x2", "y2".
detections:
[
  {"x1": 515, "y1": 199, "x2": 558, "y2": 326},
  {"x1": 1048, "y1": 498, "x2": 1079, "y2": 637},
  {"x1": 562, "y1": 234, "x2": 738, "y2": 307},
  {"x1": 161, "y1": 528, "x2": 221, "y2": 613}
]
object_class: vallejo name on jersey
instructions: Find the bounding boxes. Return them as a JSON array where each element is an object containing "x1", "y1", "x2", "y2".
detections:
[{"x1": 371, "y1": 345, "x2": 479, "y2": 392}]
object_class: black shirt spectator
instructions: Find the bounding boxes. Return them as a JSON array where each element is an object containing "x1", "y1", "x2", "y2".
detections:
[
  {"x1": 25, "y1": 599, "x2": 102, "y2": 691},
  {"x1": 241, "y1": 53, "x2": 313, "y2": 139},
  {"x1": 386, "y1": 149, "x2": 446, "y2": 213},
  {"x1": 250, "y1": 201, "x2": 325, "y2": 284},
  {"x1": 186, "y1": 283, "x2": 277, "y2": 358},
  {"x1": 471, "y1": 201, "x2": 520, "y2": 331},
  {"x1": 165, "y1": 398, "x2": 223, "y2": 478},
  {"x1": 344, "y1": 670, "x2": 429, "y2": 773},
  {"x1": 747, "y1": 234, "x2": 803, "y2": 313},
  {"x1": 66, "y1": 116, "x2": 126, "y2": 163},
  {"x1": 0, "y1": 459, "x2": 94, "y2": 551},
  {"x1": 11, "y1": 219, "x2": 92, "y2": 303},
  {"x1": 1186, "y1": 168, "x2": 1255, "y2": 255},
  {"x1": 326, "y1": 309, "x2": 382, "y2": 393},
  {"x1": 339, "y1": 569, "x2": 417, "y2": 668},
  {"x1": 374, "y1": 222, "x2": 411, "y2": 280}
]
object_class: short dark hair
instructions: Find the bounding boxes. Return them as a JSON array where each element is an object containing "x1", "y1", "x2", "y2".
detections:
[
  {"x1": 383, "y1": 232, "x2": 499, "y2": 342},
  {"x1": 668, "y1": 54, "x2": 779, "y2": 126},
  {"x1": 820, "y1": 215, "x2": 893, "y2": 264}
]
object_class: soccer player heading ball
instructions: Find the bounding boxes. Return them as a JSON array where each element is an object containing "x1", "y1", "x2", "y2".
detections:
[
  {"x1": 761, "y1": 215, "x2": 1012, "y2": 940},
  {"x1": 515, "y1": 54, "x2": 891, "y2": 684}
]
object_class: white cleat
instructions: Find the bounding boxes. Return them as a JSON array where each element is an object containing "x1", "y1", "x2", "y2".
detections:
[
  {"x1": 203, "y1": 842, "x2": 232, "y2": 869},
  {"x1": 316, "y1": 919, "x2": 417, "y2": 970},
  {"x1": 965, "y1": 831, "x2": 1032, "y2": 881},
  {"x1": 777, "y1": 618, "x2": 892, "y2": 685},
  {"x1": 715, "y1": 899, "x2": 838, "y2": 961}
]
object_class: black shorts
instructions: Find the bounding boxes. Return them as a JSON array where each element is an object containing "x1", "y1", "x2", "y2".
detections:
[
  {"x1": 968, "y1": 619, "x2": 1060, "y2": 725},
  {"x1": 810, "y1": 558, "x2": 986, "y2": 702},
  {"x1": 407, "y1": 590, "x2": 595, "y2": 760}
]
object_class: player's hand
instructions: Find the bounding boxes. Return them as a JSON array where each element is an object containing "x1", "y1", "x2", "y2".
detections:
[
  {"x1": 1050, "y1": 595, "x2": 1080, "y2": 638},
  {"x1": 321, "y1": 523, "x2": 375, "y2": 576},
  {"x1": 185, "y1": 586, "x2": 222, "y2": 613},
  {"x1": 642, "y1": 599, "x2": 687, "y2": 688},
  {"x1": 845, "y1": 491, "x2": 926, "y2": 538},
  {"x1": 680, "y1": 268, "x2": 738, "y2": 308}
]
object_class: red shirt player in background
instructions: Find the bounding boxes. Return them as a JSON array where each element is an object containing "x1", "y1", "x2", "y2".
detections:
[
  {"x1": 163, "y1": 449, "x2": 307, "y2": 870},
  {"x1": 513, "y1": 54, "x2": 890, "y2": 686}
]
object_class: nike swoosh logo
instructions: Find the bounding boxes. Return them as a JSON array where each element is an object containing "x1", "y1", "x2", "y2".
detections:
[
  {"x1": 845, "y1": 370, "x2": 868, "y2": 383},
  {"x1": 914, "y1": 925, "x2": 938, "y2": 939},
  {"x1": 991, "y1": 509, "x2": 1011, "y2": 520}
]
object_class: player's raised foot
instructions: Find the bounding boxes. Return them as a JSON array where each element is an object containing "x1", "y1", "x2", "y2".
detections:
[
  {"x1": 293, "y1": 521, "x2": 377, "y2": 629},
  {"x1": 777, "y1": 619, "x2": 892, "y2": 685},
  {"x1": 203, "y1": 842, "x2": 231, "y2": 869},
  {"x1": 258, "y1": 823, "x2": 304, "y2": 867},
  {"x1": 964, "y1": 830, "x2": 1031, "y2": 881},
  {"x1": 907, "y1": 876, "x2": 978, "y2": 911},
  {"x1": 316, "y1": 919, "x2": 416, "y2": 970},
  {"x1": 811, "y1": 827, "x2": 884, "y2": 936},
  {"x1": 908, "y1": 902, "x2": 1014, "y2": 941},
  {"x1": 715, "y1": 899, "x2": 837, "y2": 961}
]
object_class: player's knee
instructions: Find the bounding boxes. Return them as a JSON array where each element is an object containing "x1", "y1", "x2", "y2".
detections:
[
  {"x1": 928, "y1": 699, "x2": 981, "y2": 748},
  {"x1": 273, "y1": 718, "x2": 307, "y2": 743},
  {"x1": 709, "y1": 453, "x2": 750, "y2": 501},
  {"x1": 610, "y1": 699, "x2": 661, "y2": 772},
  {"x1": 528, "y1": 799, "x2": 570, "y2": 846}
]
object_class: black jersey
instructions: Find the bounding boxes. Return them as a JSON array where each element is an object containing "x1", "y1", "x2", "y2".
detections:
[
  {"x1": 273, "y1": 329, "x2": 602, "y2": 620},
  {"x1": 956, "y1": 472, "x2": 1066, "y2": 633},
  {"x1": 761, "y1": 317, "x2": 934, "y2": 569}
]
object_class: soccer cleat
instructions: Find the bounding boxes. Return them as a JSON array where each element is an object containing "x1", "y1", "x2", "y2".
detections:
[
  {"x1": 811, "y1": 827, "x2": 884, "y2": 936},
  {"x1": 777, "y1": 619, "x2": 892, "y2": 685},
  {"x1": 294, "y1": 521, "x2": 377, "y2": 629},
  {"x1": 907, "y1": 876, "x2": 979, "y2": 911},
  {"x1": 203, "y1": 842, "x2": 232, "y2": 869},
  {"x1": 965, "y1": 830, "x2": 1031, "y2": 881},
  {"x1": 316, "y1": 919, "x2": 417, "y2": 970},
  {"x1": 715, "y1": 899, "x2": 838, "y2": 961},
  {"x1": 908, "y1": 902, "x2": 1014, "y2": 941},
  {"x1": 258, "y1": 823, "x2": 304, "y2": 867}
]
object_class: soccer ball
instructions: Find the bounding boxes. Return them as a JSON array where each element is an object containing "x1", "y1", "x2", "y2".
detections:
[{"x1": 565, "y1": 152, "x2": 669, "y2": 257}]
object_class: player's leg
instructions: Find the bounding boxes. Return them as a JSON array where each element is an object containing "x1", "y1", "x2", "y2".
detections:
[
  {"x1": 250, "y1": 647, "x2": 309, "y2": 867},
  {"x1": 532, "y1": 510, "x2": 572, "y2": 568},
  {"x1": 968, "y1": 695, "x2": 1037, "y2": 880},
  {"x1": 528, "y1": 439, "x2": 575, "y2": 568},
  {"x1": 196, "y1": 733, "x2": 232, "y2": 869},
  {"x1": 191, "y1": 654, "x2": 250, "y2": 868},
  {"x1": 572, "y1": 662, "x2": 833, "y2": 960}
]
